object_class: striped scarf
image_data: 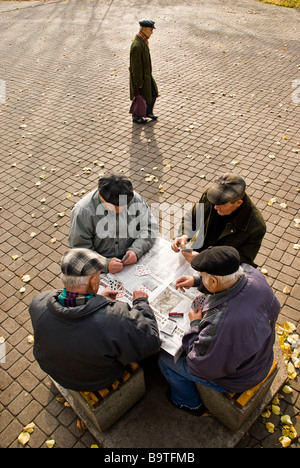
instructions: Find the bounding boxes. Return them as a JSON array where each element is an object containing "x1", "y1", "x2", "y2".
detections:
[
  {"x1": 138, "y1": 30, "x2": 149, "y2": 47},
  {"x1": 57, "y1": 288, "x2": 95, "y2": 307}
]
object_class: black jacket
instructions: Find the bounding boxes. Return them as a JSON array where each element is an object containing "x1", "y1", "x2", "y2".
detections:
[
  {"x1": 180, "y1": 191, "x2": 266, "y2": 266},
  {"x1": 29, "y1": 291, "x2": 161, "y2": 391}
]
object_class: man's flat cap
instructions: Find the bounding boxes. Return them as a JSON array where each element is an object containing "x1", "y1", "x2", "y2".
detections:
[
  {"x1": 139, "y1": 19, "x2": 156, "y2": 28},
  {"x1": 61, "y1": 248, "x2": 106, "y2": 277},
  {"x1": 207, "y1": 173, "x2": 246, "y2": 205},
  {"x1": 191, "y1": 246, "x2": 240, "y2": 276}
]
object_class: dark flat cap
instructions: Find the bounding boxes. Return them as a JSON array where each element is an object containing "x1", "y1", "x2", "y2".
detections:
[
  {"x1": 191, "y1": 246, "x2": 240, "y2": 276},
  {"x1": 98, "y1": 174, "x2": 134, "y2": 206},
  {"x1": 207, "y1": 173, "x2": 246, "y2": 205},
  {"x1": 139, "y1": 19, "x2": 156, "y2": 28},
  {"x1": 61, "y1": 248, "x2": 106, "y2": 277}
]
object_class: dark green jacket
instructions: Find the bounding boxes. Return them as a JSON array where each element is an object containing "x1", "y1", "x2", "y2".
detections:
[
  {"x1": 129, "y1": 35, "x2": 158, "y2": 104},
  {"x1": 180, "y1": 191, "x2": 266, "y2": 267}
]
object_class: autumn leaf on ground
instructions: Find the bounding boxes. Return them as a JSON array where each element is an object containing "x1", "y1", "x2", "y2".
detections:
[
  {"x1": 282, "y1": 425, "x2": 297, "y2": 440},
  {"x1": 45, "y1": 439, "x2": 55, "y2": 448},
  {"x1": 279, "y1": 436, "x2": 291, "y2": 448},
  {"x1": 18, "y1": 431, "x2": 30, "y2": 446},
  {"x1": 23, "y1": 422, "x2": 35, "y2": 433},
  {"x1": 21, "y1": 275, "x2": 31, "y2": 283},
  {"x1": 266, "y1": 422, "x2": 275, "y2": 433}
]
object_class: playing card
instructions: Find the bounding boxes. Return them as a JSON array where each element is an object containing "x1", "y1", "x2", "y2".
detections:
[
  {"x1": 191, "y1": 295, "x2": 206, "y2": 312},
  {"x1": 135, "y1": 265, "x2": 151, "y2": 276},
  {"x1": 142, "y1": 278, "x2": 157, "y2": 291},
  {"x1": 108, "y1": 279, "x2": 124, "y2": 291}
]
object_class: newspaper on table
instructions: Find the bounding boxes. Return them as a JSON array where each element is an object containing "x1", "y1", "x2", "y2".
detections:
[{"x1": 98, "y1": 236, "x2": 206, "y2": 361}]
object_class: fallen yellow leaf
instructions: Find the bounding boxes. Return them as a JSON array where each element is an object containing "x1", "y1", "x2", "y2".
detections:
[
  {"x1": 282, "y1": 425, "x2": 297, "y2": 440},
  {"x1": 272, "y1": 404, "x2": 281, "y2": 415},
  {"x1": 21, "y1": 275, "x2": 31, "y2": 283},
  {"x1": 268, "y1": 197, "x2": 277, "y2": 206},
  {"x1": 45, "y1": 439, "x2": 55, "y2": 448},
  {"x1": 261, "y1": 408, "x2": 271, "y2": 418},
  {"x1": 281, "y1": 414, "x2": 292, "y2": 425},
  {"x1": 282, "y1": 385, "x2": 293, "y2": 394},
  {"x1": 266, "y1": 422, "x2": 275, "y2": 433},
  {"x1": 18, "y1": 431, "x2": 30, "y2": 446},
  {"x1": 287, "y1": 361, "x2": 297, "y2": 379},
  {"x1": 279, "y1": 436, "x2": 291, "y2": 448},
  {"x1": 23, "y1": 422, "x2": 35, "y2": 433}
]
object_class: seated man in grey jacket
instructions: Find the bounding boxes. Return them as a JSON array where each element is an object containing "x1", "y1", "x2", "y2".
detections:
[
  {"x1": 29, "y1": 248, "x2": 161, "y2": 391},
  {"x1": 68, "y1": 174, "x2": 158, "y2": 274},
  {"x1": 158, "y1": 246, "x2": 280, "y2": 415}
]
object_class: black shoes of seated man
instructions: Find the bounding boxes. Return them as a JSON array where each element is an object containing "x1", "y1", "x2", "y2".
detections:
[{"x1": 165, "y1": 389, "x2": 206, "y2": 416}]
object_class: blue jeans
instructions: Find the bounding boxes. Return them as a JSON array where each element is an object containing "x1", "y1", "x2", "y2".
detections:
[{"x1": 158, "y1": 351, "x2": 227, "y2": 409}]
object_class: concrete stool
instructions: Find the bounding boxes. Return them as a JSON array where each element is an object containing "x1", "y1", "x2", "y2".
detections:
[
  {"x1": 196, "y1": 360, "x2": 278, "y2": 432},
  {"x1": 50, "y1": 363, "x2": 146, "y2": 433}
]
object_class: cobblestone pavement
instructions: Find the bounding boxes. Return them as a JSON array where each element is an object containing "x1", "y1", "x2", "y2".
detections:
[{"x1": 0, "y1": 0, "x2": 299, "y2": 449}]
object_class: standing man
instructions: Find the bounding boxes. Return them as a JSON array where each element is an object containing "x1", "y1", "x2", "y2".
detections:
[{"x1": 129, "y1": 19, "x2": 159, "y2": 124}]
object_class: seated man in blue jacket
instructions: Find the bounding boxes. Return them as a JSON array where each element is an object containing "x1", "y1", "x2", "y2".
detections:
[
  {"x1": 29, "y1": 248, "x2": 161, "y2": 391},
  {"x1": 158, "y1": 246, "x2": 280, "y2": 415}
]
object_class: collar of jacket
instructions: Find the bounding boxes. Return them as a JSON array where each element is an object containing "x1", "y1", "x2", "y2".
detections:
[
  {"x1": 203, "y1": 270, "x2": 248, "y2": 313},
  {"x1": 47, "y1": 290, "x2": 109, "y2": 320},
  {"x1": 136, "y1": 34, "x2": 150, "y2": 51}
]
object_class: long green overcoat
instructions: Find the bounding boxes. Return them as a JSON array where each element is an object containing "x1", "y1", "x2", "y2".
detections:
[{"x1": 129, "y1": 35, "x2": 158, "y2": 105}]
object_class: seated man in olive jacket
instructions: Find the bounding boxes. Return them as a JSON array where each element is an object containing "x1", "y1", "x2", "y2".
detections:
[
  {"x1": 29, "y1": 248, "x2": 161, "y2": 391},
  {"x1": 172, "y1": 173, "x2": 266, "y2": 267}
]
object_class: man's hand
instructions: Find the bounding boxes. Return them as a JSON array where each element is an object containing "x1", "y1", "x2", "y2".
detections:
[
  {"x1": 175, "y1": 275, "x2": 195, "y2": 292},
  {"x1": 181, "y1": 249, "x2": 198, "y2": 264},
  {"x1": 188, "y1": 307, "x2": 203, "y2": 322},
  {"x1": 99, "y1": 288, "x2": 118, "y2": 299},
  {"x1": 108, "y1": 258, "x2": 123, "y2": 273},
  {"x1": 132, "y1": 289, "x2": 149, "y2": 301},
  {"x1": 122, "y1": 250, "x2": 138, "y2": 265},
  {"x1": 171, "y1": 235, "x2": 189, "y2": 253}
]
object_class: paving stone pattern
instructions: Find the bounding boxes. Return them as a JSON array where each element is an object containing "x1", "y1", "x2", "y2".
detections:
[{"x1": 0, "y1": 0, "x2": 299, "y2": 448}]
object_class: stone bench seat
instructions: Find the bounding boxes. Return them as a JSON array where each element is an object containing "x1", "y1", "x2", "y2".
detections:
[
  {"x1": 50, "y1": 362, "x2": 146, "y2": 433},
  {"x1": 196, "y1": 359, "x2": 279, "y2": 432}
]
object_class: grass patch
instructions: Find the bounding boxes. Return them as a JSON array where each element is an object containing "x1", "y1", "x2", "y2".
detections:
[{"x1": 257, "y1": 0, "x2": 300, "y2": 7}]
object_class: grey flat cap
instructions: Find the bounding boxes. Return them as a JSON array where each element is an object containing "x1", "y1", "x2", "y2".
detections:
[
  {"x1": 61, "y1": 248, "x2": 106, "y2": 277},
  {"x1": 207, "y1": 173, "x2": 246, "y2": 205}
]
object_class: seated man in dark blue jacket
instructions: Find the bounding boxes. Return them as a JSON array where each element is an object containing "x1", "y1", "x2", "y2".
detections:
[
  {"x1": 158, "y1": 246, "x2": 280, "y2": 415},
  {"x1": 29, "y1": 248, "x2": 161, "y2": 391}
]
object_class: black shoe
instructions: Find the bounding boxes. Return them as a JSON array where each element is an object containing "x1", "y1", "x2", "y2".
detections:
[
  {"x1": 165, "y1": 390, "x2": 206, "y2": 416},
  {"x1": 147, "y1": 114, "x2": 158, "y2": 120},
  {"x1": 133, "y1": 117, "x2": 148, "y2": 124}
]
